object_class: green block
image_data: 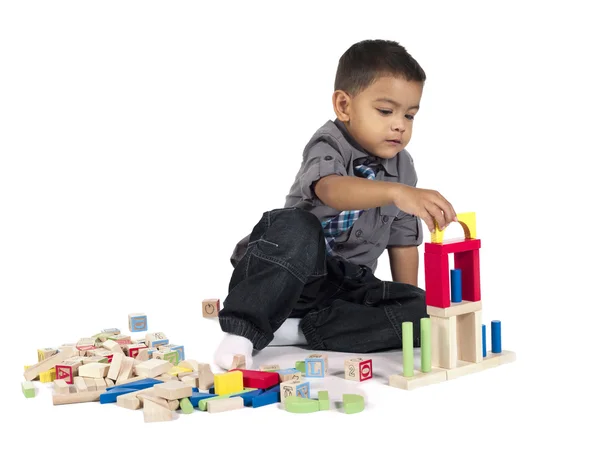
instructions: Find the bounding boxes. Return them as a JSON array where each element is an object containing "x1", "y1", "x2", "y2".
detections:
[
  {"x1": 402, "y1": 321, "x2": 414, "y2": 377},
  {"x1": 295, "y1": 361, "x2": 306, "y2": 373},
  {"x1": 342, "y1": 394, "x2": 364, "y2": 414},
  {"x1": 179, "y1": 397, "x2": 194, "y2": 414},
  {"x1": 22, "y1": 381, "x2": 35, "y2": 398},
  {"x1": 421, "y1": 317, "x2": 431, "y2": 373},
  {"x1": 284, "y1": 396, "x2": 320, "y2": 413},
  {"x1": 318, "y1": 391, "x2": 329, "y2": 410},
  {"x1": 198, "y1": 389, "x2": 248, "y2": 411}
]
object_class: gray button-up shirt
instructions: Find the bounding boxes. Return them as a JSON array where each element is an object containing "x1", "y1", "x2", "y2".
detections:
[{"x1": 231, "y1": 119, "x2": 423, "y2": 273}]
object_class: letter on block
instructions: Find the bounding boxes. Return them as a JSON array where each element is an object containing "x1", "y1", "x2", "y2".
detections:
[{"x1": 128, "y1": 313, "x2": 148, "y2": 332}]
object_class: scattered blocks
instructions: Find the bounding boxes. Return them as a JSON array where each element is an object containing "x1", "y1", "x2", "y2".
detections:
[
  {"x1": 284, "y1": 396, "x2": 319, "y2": 413},
  {"x1": 280, "y1": 379, "x2": 310, "y2": 400},
  {"x1": 202, "y1": 299, "x2": 220, "y2": 318},
  {"x1": 305, "y1": 353, "x2": 328, "y2": 377},
  {"x1": 207, "y1": 396, "x2": 243, "y2": 413},
  {"x1": 231, "y1": 354, "x2": 246, "y2": 370},
  {"x1": 318, "y1": 391, "x2": 330, "y2": 410},
  {"x1": 144, "y1": 332, "x2": 169, "y2": 348},
  {"x1": 214, "y1": 370, "x2": 243, "y2": 395},
  {"x1": 128, "y1": 313, "x2": 148, "y2": 332},
  {"x1": 276, "y1": 368, "x2": 302, "y2": 382}
]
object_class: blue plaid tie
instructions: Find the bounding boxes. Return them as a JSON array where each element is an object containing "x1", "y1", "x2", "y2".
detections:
[{"x1": 321, "y1": 159, "x2": 378, "y2": 255}]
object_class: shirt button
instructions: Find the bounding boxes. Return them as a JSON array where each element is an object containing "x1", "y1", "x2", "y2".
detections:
[
  {"x1": 355, "y1": 229, "x2": 363, "y2": 237},
  {"x1": 383, "y1": 216, "x2": 389, "y2": 223},
  {"x1": 324, "y1": 155, "x2": 333, "y2": 161}
]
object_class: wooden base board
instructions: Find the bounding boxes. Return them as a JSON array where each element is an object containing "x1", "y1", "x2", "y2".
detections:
[
  {"x1": 389, "y1": 350, "x2": 516, "y2": 390},
  {"x1": 389, "y1": 367, "x2": 447, "y2": 390}
]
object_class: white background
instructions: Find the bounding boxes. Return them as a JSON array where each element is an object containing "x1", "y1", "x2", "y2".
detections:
[{"x1": 1, "y1": 1, "x2": 598, "y2": 448}]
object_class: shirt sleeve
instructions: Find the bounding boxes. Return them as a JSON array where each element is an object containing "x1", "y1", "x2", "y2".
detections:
[
  {"x1": 298, "y1": 141, "x2": 348, "y2": 204},
  {"x1": 387, "y1": 212, "x2": 423, "y2": 247}
]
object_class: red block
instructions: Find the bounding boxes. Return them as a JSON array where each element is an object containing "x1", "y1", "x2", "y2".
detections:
[
  {"x1": 55, "y1": 365, "x2": 74, "y2": 384},
  {"x1": 359, "y1": 359, "x2": 373, "y2": 382},
  {"x1": 454, "y1": 248, "x2": 481, "y2": 301},
  {"x1": 424, "y1": 238, "x2": 481, "y2": 255},
  {"x1": 229, "y1": 369, "x2": 279, "y2": 390},
  {"x1": 424, "y1": 252, "x2": 450, "y2": 308}
]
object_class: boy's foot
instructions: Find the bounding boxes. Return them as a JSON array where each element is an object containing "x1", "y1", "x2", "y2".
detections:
[
  {"x1": 269, "y1": 318, "x2": 307, "y2": 346},
  {"x1": 213, "y1": 333, "x2": 254, "y2": 371}
]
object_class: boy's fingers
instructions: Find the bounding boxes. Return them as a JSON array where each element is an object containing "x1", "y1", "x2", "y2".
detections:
[
  {"x1": 420, "y1": 212, "x2": 435, "y2": 233},
  {"x1": 425, "y1": 205, "x2": 446, "y2": 231}
]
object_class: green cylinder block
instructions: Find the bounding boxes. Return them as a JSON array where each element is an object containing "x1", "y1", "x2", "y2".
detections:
[
  {"x1": 402, "y1": 321, "x2": 414, "y2": 377},
  {"x1": 421, "y1": 317, "x2": 431, "y2": 373}
]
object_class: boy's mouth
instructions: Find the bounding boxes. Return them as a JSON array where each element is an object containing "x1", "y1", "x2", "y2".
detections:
[{"x1": 386, "y1": 139, "x2": 403, "y2": 145}]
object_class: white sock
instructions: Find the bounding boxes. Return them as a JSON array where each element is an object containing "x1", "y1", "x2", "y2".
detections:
[
  {"x1": 213, "y1": 333, "x2": 254, "y2": 371},
  {"x1": 269, "y1": 318, "x2": 307, "y2": 346}
]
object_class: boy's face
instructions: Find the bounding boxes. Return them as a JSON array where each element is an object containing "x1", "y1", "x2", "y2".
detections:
[{"x1": 333, "y1": 76, "x2": 423, "y2": 159}]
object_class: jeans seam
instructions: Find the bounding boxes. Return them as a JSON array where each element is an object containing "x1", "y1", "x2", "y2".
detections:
[
  {"x1": 252, "y1": 250, "x2": 308, "y2": 284},
  {"x1": 384, "y1": 304, "x2": 404, "y2": 346}
]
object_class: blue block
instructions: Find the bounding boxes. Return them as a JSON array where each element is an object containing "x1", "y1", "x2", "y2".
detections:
[
  {"x1": 171, "y1": 345, "x2": 185, "y2": 362},
  {"x1": 451, "y1": 269, "x2": 462, "y2": 303},
  {"x1": 305, "y1": 358, "x2": 326, "y2": 378},
  {"x1": 209, "y1": 386, "x2": 215, "y2": 394},
  {"x1": 252, "y1": 391, "x2": 279, "y2": 408},
  {"x1": 100, "y1": 388, "x2": 138, "y2": 404},
  {"x1": 297, "y1": 381, "x2": 310, "y2": 398},
  {"x1": 129, "y1": 315, "x2": 148, "y2": 332},
  {"x1": 482, "y1": 324, "x2": 487, "y2": 357},
  {"x1": 189, "y1": 392, "x2": 217, "y2": 408},
  {"x1": 491, "y1": 320, "x2": 502, "y2": 353},
  {"x1": 105, "y1": 378, "x2": 163, "y2": 392},
  {"x1": 232, "y1": 389, "x2": 264, "y2": 407}
]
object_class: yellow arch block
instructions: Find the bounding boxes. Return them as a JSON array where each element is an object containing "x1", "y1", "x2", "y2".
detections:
[{"x1": 431, "y1": 212, "x2": 477, "y2": 243}]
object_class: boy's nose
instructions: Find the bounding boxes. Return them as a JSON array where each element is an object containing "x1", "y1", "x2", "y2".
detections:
[{"x1": 391, "y1": 119, "x2": 406, "y2": 132}]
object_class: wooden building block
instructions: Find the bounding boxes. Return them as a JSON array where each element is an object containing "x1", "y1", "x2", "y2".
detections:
[
  {"x1": 153, "y1": 381, "x2": 193, "y2": 400},
  {"x1": 427, "y1": 300, "x2": 482, "y2": 318},
  {"x1": 84, "y1": 377, "x2": 97, "y2": 391},
  {"x1": 105, "y1": 378, "x2": 115, "y2": 387},
  {"x1": 179, "y1": 362, "x2": 213, "y2": 390},
  {"x1": 135, "y1": 358, "x2": 173, "y2": 378},
  {"x1": 52, "y1": 388, "x2": 106, "y2": 405},
  {"x1": 117, "y1": 357, "x2": 135, "y2": 383},
  {"x1": 22, "y1": 381, "x2": 35, "y2": 398},
  {"x1": 78, "y1": 363, "x2": 110, "y2": 379},
  {"x1": 159, "y1": 344, "x2": 185, "y2": 362},
  {"x1": 260, "y1": 364, "x2": 280, "y2": 372},
  {"x1": 168, "y1": 365, "x2": 193, "y2": 377},
  {"x1": 107, "y1": 352, "x2": 124, "y2": 381},
  {"x1": 76, "y1": 338, "x2": 96, "y2": 352},
  {"x1": 389, "y1": 368, "x2": 447, "y2": 390},
  {"x1": 95, "y1": 378, "x2": 107, "y2": 390},
  {"x1": 53, "y1": 379, "x2": 70, "y2": 395},
  {"x1": 153, "y1": 350, "x2": 179, "y2": 365},
  {"x1": 342, "y1": 394, "x2": 365, "y2": 414},
  {"x1": 37, "y1": 348, "x2": 58, "y2": 362},
  {"x1": 231, "y1": 354, "x2": 246, "y2": 370},
  {"x1": 284, "y1": 396, "x2": 320, "y2": 414},
  {"x1": 202, "y1": 299, "x2": 220, "y2": 318},
  {"x1": 446, "y1": 350, "x2": 516, "y2": 381},
  {"x1": 457, "y1": 310, "x2": 483, "y2": 363},
  {"x1": 128, "y1": 313, "x2": 148, "y2": 332},
  {"x1": 280, "y1": 379, "x2": 310, "y2": 400},
  {"x1": 74, "y1": 377, "x2": 88, "y2": 392},
  {"x1": 276, "y1": 368, "x2": 302, "y2": 383},
  {"x1": 214, "y1": 371, "x2": 243, "y2": 395},
  {"x1": 305, "y1": 354, "x2": 327, "y2": 377},
  {"x1": 344, "y1": 358, "x2": 373, "y2": 382},
  {"x1": 207, "y1": 396, "x2": 243, "y2": 413},
  {"x1": 181, "y1": 374, "x2": 199, "y2": 388},
  {"x1": 55, "y1": 360, "x2": 82, "y2": 385},
  {"x1": 144, "y1": 332, "x2": 169, "y2": 348},
  {"x1": 39, "y1": 368, "x2": 56, "y2": 383},
  {"x1": 143, "y1": 397, "x2": 175, "y2": 422},
  {"x1": 102, "y1": 339, "x2": 123, "y2": 354},
  {"x1": 24, "y1": 347, "x2": 76, "y2": 381},
  {"x1": 431, "y1": 315, "x2": 458, "y2": 369},
  {"x1": 116, "y1": 387, "x2": 155, "y2": 410}
]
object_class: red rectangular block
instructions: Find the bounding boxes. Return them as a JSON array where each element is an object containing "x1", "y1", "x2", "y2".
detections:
[
  {"x1": 454, "y1": 248, "x2": 481, "y2": 301},
  {"x1": 425, "y1": 238, "x2": 481, "y2": 255},
  {"x1": 424, "y1": 252, "x2": 450, "y2": 308},
  {"x1": 229, "y1": 369, "x2": 279, "y2": 390}
]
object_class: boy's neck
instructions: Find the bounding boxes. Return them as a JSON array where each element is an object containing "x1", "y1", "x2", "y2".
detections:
[{"x1": 333, "y1": 118, "x2": 381, "y2": 161}]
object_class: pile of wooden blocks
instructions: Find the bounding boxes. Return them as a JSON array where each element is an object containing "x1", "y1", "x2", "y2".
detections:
[{"x1": 21, "y1": 313, "x2": 367, "y2": 421}]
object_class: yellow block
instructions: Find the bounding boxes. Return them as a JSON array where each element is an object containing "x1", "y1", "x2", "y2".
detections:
[
  {"x1": 213, "y1": 371, "x2": 243, "y2": 396},
  {"x1": 168, "y1": 366, "x2": 193, "y2": 376},
  {"x1": 431, "y1": 212, "x2": 477, "y2": 243},
  {"x1": 39, "y1": 368, "x2": 56, "y2": 383}
]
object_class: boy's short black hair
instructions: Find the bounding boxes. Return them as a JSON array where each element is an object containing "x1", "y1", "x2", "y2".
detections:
[{"x1": 334, "y1": 39, "x2": 426, "y2": 96}]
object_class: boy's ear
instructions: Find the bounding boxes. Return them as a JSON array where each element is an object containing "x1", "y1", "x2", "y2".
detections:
[{"x1": 332, "y1": 90, "x2": 351, "y2": 122}]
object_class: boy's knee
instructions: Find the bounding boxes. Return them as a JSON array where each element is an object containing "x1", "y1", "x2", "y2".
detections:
[{"x1": 270, "y1": 207, "x2": 322, "y2": 236}]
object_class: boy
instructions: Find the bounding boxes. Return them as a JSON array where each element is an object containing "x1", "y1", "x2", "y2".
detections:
[{"x1": 213, "y1": 39, "x2": 456, "y2": 370}]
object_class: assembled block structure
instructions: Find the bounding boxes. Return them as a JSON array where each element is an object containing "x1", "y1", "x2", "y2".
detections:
[{"x1": 390, "y1": 212, "x2": 516, "y2": 390}]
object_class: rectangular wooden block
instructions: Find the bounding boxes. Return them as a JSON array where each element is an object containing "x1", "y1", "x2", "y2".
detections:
[
  {"x1": 446, "y1": 350, "x2": 516, "y2": 381},
  {"x1": 24, "y1": 347, "x2": 77, "y2": 381},
  {"x1": 202, "y1": 299, "x2": 220, "y2": 318},
  {"x1": 117, "y1": 357, "x2": 135, "y2": 383},
  {"x1": 128, "y1": 313, "x2": 148, "y2": 332},
  {"x1": 427, "y1": 300, "x2": 482, "y2": 318},
  {"x1": 207, "y1": 396, "x2": 243, "y2": 413},
  {"x1": 78, "y1": 363, "x2": 110, "y2": 379},
  {"x1": 431, "y1": 315, "x2": 457, "y2": 369},
  {"x1": 457, "y1": 310, "x2": 483, "y2": 363},
  {"x1": 135, "y1": 358, "x2": 173, "y2": 378},
  {"x1": 153, "y1": 380, "x2": 193, "y2": 400}
]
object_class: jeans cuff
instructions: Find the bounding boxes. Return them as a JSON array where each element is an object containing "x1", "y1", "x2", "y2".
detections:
[
  {"x1": 299, "y1": 315, "x2": 326, "y2": 350},
  {"x1": 219, "y1": 316, "x2": 271, "y2": 351}
]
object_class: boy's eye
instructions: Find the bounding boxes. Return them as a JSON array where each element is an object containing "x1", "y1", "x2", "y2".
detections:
[
  {"x1": 377, "y1": 109, "x2": 392, "y2": 115},
  {"x1": 406, "y1": 114, "x2": 415, "y2": 120}
]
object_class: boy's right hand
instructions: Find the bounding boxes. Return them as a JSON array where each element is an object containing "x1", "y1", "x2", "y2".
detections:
[{"x1": 392, "y1": 184, "x2": 457, "y2": 233}]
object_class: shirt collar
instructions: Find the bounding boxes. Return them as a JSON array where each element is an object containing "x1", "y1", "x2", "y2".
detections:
[{"x1": 333, "y1": 118, "x2": 399, "y2": 177}]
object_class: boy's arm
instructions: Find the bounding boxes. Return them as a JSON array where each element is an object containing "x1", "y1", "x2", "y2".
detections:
[
  {"x1": 314, "y1": 175, "x2": 456, "y2": 232},
  {"x1": 388, "y1": 245, "x2": 419, "y2": 286}
]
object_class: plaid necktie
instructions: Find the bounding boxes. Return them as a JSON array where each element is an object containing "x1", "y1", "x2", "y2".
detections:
[{"x1": 321, "y1": 158, "x2": 378, "y2": 255}]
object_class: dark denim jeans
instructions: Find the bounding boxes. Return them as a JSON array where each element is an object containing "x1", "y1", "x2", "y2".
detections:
[{"x1": 219, "y1": 207, "x2": 427, "y2": 352}]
